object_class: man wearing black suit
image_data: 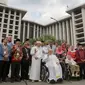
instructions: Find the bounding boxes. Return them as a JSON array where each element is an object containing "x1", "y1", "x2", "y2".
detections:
[{"x1": 21, "y1": 39, "x2": 31, "y2": 80}]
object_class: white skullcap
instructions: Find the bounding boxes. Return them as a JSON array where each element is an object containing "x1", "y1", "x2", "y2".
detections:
[{"x1": 36, "y1": 41, "x2": 42, "y2": 44}]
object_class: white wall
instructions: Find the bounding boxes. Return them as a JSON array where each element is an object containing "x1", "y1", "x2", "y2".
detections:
[{"x1": 0, "y1": 0, "x2": 8, "y2": 5}]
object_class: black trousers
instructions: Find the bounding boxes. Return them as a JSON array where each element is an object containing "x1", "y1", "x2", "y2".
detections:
[
  {"x1": 11, "y1": 62, "x2": 20, "y2": 80},
  {"x1": 6, "y1": 57, "x2": 11, "y2": 77},
  {"x1": 0, "y1": 61, "x2": 9, "y2": 80},
  {"x1": 0, "y1": 61, "x2": 4, "y2": 80},
  {"x1": 78, "y1": 63, "x2": 85, "y2": 79},
  {"x1": 21, "y1": 59, "x2": 29, "y2": 80},
  {"x1": 60, "y1": 62, "x2": 66, "y2": 79},
  {"x1": 2, "y1": 61, "x2": 9, "y2": 80},
  {"x1": 6, "y1": 61, "x2": 10, "y2": 77}
]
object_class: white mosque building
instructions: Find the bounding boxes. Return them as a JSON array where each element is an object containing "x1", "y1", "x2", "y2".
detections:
[{"x1": 0, "y1": 0, "x2": 85, "y2": 46}]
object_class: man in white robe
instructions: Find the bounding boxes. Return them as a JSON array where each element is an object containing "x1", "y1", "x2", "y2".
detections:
[
  {"x1": 48, "y1": 42, "x2": 56, "y2": 54},
  {"x1": 43, "y1": 49, "x2": 62, "y2": 83},
  {"x1": 29, "y1": 41, "x2": 43, "y2": 82},
  {"x1": 42, "y1": 42, "x2": 49, "y2": 58}
]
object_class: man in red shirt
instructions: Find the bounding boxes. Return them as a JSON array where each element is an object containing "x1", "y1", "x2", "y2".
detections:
[
  {"x1": 75, "y1": 44, "x2": 85, "y2": 79},
  {"x1": 11, "y1": 39, "x2": 22, "y2": 82}
]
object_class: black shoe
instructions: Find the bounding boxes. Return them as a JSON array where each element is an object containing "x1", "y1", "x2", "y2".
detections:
[
  {"x1": 10, "y1": 79, "x2": 15, "y2": 83},
  {"x1": 0, "y1": 79, "x2": 2, "y2": 83},
  {"x1": 15, "y1": 78, "x2": 21, "y2": 82},
  {"x1": 10, "y1": 78, "x2": 15, "y2": 83},
  {"x1": 2, "y1": 79, "x2": 7, "y2": 82},
  {"x1": 57, "y1": 78, "x2": 63, "y2": 83},
  {"x1": 50, "y1": 80, "x2": 55, "y2": 84}
]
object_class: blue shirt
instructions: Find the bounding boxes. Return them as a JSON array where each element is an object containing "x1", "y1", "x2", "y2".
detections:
[
  {"x1": 0, "y1": 44, "x2": 11, "y2": 61},
  {"x1": 0, "y1": 44, "x2": 4, "y2": 61}
]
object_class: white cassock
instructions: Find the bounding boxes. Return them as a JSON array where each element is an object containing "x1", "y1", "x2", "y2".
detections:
[
  {"x1": 43, "y1": 54, "x2": 62, "y2": 81},
  {"x1": 29, "y1": 46, "x2": 43, "y2": 80},
  {"x1": 42, "y1": 45, "x2": 49, "y2": 59},
  {"x1": 48, "y1": 45, "x2": 56, "y2": 54},
  {"x1": 42, "y1": 45, "x2": 49, "y2": 54},
  {"x1": 65, "y1": 57, "x2": 76, "y2": 65}
]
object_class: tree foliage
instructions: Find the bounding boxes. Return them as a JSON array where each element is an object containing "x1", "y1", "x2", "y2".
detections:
[{"x1": 29, "y1": 35, "x2": 63, "y2": 45}]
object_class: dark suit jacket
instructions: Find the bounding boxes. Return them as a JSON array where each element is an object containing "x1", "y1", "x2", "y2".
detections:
[{"x1": 22, "y1": 47, "x2": 32, "y2": 65}]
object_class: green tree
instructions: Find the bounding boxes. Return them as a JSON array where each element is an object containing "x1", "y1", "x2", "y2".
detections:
[{"x1": 29, "y1": 35, "x2": 63, "y2": 45}]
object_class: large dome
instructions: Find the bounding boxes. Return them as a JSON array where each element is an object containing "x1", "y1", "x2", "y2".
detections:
[{"x1": 0, "y1": 0, "x2": 8, "y2": 6}]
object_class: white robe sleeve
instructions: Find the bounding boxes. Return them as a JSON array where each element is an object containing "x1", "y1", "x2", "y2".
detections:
[
  {"x1": 71, "y1": 59, "x2": 77, "y2": 65},
  {"x1": 54, "y1": 55, "x2": 59, "y2": 64},
  {"x1": 30, "y1": 46, "x2": 36, "y2": 56},
  {"x1": 42, "y1": 54, "x2": 49, "y2": 62}
]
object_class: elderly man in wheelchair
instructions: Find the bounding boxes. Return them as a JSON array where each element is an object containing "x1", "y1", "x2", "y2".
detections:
[{"x1": 41, "y1": 49, "x2": 63, "y2": 84}]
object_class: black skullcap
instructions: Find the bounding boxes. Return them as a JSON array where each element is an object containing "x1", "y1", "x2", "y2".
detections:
[
  {"x1": 25, "y1": 38, "x2": 29, "y2": 42},
  {"x1": 15, "y1": 38, "x2": 20, "y2": 43}
]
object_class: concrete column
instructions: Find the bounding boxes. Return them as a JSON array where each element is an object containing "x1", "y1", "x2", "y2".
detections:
[
  {"x1": 49, "y1": 26, "x2": 51, "y2": 35},
  {"x1": 42, "y1": 27, "x2": 45, "y2": 36},
  {"x1": 46, "y1": 27, "x2": 47, "y2": 35},
  {"x1": 27, "y1": 23, "x2": 29, "y2": 38},
  {"x1": 55, "y1": 24, "x2": 58, "y2": 40},
  {"x1": 12, "y1": 11, "x2": 16, "y2": 42},
  {"x1": 62, "y1": 21, "x2": 66, "y2": 41},
  {"x1": 18, "y1": 13, "x2": 22, "y2": 39},
  {"x1": 72, "y1": 12, "x2": 76, "y2": 46},
  {"x1": 7, "y1": 10, "x2": 11, "y2": 37},
  {"x1": 48, "y1": 26, "x2": 50, "y2": 35},
  {"x1": 59, "y1": 22, "x2": 62, "y2": 40},
  {"x1": 40, "y1": 26, "x2": 42, "y2": 37},
  {"x1": 23, "y1": 22, "x2": 25, "y2": 42},
  {"x1": 81, "y1": 8, "x2": 85, "y2": 39},
  {"x1": 44, "y1": 27, "x2": 46, "y2": 35},
  {"x1": 70, "y1": 19, "x2": 74, "y2": 45},
  {"x1": 47, "y1": 27, "x2": 49, "y2": 35},
  {"x1": 66, "y1": 20, "x2": 70, "y2": 44},
  {"x1": 0, "y1": 8, "x2": 5, "y2": 42},
  {"x1": 38, "y1": 27, "x2": 40, "y2": 37},
  {"x1": 33, "y1": 24, "x2": 36, "y2": 38},
  {"x1": 52, "y1": 25, "x2": 55, "y2": 36},
  {"x1": 37, "y1": 25, "x2": 39, "y2": 38}
]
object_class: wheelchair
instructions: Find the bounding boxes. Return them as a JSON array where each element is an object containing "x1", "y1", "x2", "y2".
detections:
[
  {"x1": 64, "y1": 64, "x2": 71, "y2": 80},
  {"x1": 40, "y1": 61, "x2": 63, "y2": 83},
  {"x1": 65, "y1": 64, "x2": 80, "y2": 80},
  {"x1": 40, "y1": 62, "x2": 49, "y2": 82},
  {"x1": 56, "y1": 53, "x2": 71, "y2": 80}
]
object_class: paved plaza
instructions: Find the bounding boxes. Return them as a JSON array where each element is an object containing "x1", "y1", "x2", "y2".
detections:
[{"x1": 0, "y1": 80, "x2": 85, "y2": 85}]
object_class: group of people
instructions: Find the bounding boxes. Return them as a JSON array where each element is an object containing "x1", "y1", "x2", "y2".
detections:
[
  {"x1": 0, "y1": 36, "x2": 85, "y2": 84},
  {"x1": 0, "y1": 37, "x2": 31, "y2": 83}
]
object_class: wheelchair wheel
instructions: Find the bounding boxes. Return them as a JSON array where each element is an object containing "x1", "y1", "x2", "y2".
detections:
[
  {"x1": 64, "y1": 64, "x2": 71, "y2": 80},
  {"x1": 40, "y1": 65, "x2": 49, "y2": 82}
]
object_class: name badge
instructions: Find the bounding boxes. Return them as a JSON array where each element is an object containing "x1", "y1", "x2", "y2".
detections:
[
  {"x1": 17, "y1": 53, "x2": 19, "y2": 56},
  {"x1": 4, "y1": 51, "x2": 6, "y2": 54}
]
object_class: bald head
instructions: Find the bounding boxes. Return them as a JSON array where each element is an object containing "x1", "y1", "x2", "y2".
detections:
[
  {"x1": 7, "y1": 36, "x2": 12, "y2": 42},
  {"x1": 48, "y1": 49, "x2": 53, "y2": 55}
]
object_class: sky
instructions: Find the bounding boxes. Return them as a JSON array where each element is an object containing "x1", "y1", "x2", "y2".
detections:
[{"x1": 8, "y1": 0, "x2": 85, "y2": 25}]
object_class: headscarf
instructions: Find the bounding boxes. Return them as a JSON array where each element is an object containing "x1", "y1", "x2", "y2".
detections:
[
  {"x1": 56, "y1": 46, "x2": 63, "y2": 54},
  {"x1": 61, "y1": 43, "x2": 66, "y2": 51},
  {"x1": 67, "y1": 46, "x2": 76, "y2": 60}
]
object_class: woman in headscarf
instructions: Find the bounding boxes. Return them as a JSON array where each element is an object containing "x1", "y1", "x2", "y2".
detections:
[
  {"x1": 56, "y1": 46, "x2": 66, "y2": 79},
  {"x1": 67, "y1": 46, "x2": 76, "y2": 60},
  {"x1": 66, "y1": 46, "x2": 80, "y2": 77}
]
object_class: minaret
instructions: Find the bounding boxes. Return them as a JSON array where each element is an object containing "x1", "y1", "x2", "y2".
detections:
[{"x1": 0, "y1": 0, "x2": 8, "y2": 6}]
